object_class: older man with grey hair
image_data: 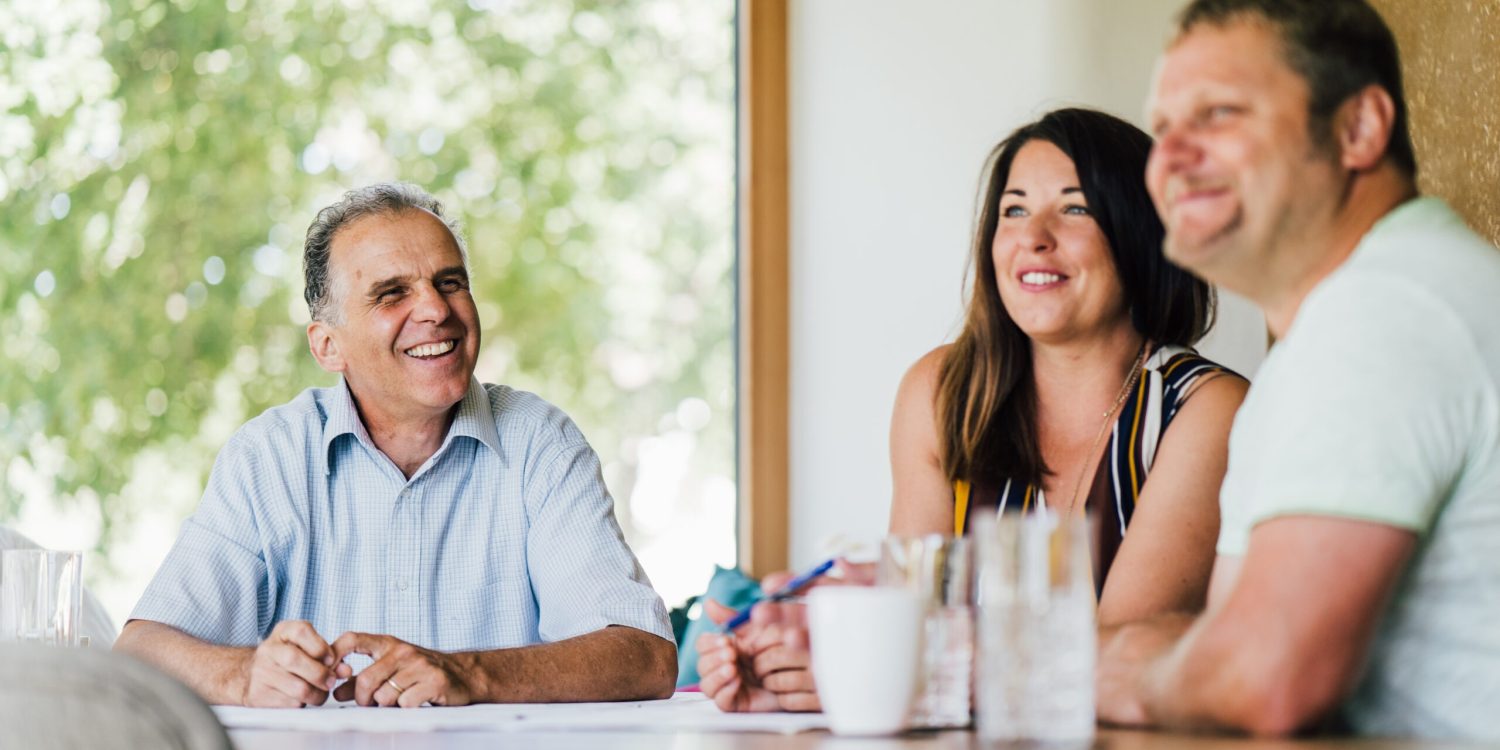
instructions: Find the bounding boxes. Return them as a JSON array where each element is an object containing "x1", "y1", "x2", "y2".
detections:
[{"x1": 116, "y1": 183, "x2": 676, "y2": 708}]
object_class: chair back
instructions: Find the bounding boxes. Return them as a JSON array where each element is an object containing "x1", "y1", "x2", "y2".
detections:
[{"x1": 0, "y1": 644, "x2": 231, "y2": 750}]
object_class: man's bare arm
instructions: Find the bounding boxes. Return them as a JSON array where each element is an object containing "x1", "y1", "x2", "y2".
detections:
[
  {"x1": 332, "y1": 625, "x2": 677, "y2": 706},
  {"x1": 1098, "y1": 516, "x2": 1416, "y2": 735},
  {"x1": 115, "y1": 619, "x2": 345, "y2": 707},
  {"x1": 472, "y1": 625, "x2": 677, "y2": 703}
]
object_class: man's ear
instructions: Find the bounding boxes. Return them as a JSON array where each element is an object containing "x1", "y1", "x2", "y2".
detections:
[
  {"x1": 1336, "y1": 84, "x2": 1398, "y2": 173},
  {"x1": 307, "y1": 320, "x2": 346, "y2": 374}
]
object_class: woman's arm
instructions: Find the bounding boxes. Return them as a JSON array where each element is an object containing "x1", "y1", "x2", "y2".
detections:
[
  {"x1": 1096, "y1": 374, "x2": 1248, "y2": 626},
  {"x1": 703, "y1": 348, "x2": 958, "y2": 714},
  {"x1": 888, "y1": 346, "x2": 960, "y2": 536}
]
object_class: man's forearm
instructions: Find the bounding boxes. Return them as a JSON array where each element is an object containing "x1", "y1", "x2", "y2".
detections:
[
  {"x1": 466, "y1": 625, "x2": 677, "y2": 703},
  {"x1": 115, "y1": 619, "x2": 254, "y2": 705},
  {"x1": 1097, "y1": 614, "x2": 1198, "y2": 727},
  {"x1": 118, "y1": 620, "x2": 677, "y2": 706},
  {"x1": 1133, "y1": 617, "x2": 1242, "y2": 731},
  {"x1": 1101, "y1": 610, "x2": 1328, "y2": 736}
]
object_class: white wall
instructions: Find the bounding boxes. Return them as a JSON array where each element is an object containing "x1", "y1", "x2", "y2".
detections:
[{"x1": 785, "y1": 0, "x2": 1268, "y2": 568}]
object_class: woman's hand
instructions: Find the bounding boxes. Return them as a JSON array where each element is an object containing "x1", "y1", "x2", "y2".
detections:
[
  {"x1": 695, "y1": 599, "x2": 783, "y2": 712},
  {"x1": 697, "y1": 560, "x2": 875, "y2": 713},
  {"x1": 742, "y1": 570, "x2": 819, "y2": 711}
]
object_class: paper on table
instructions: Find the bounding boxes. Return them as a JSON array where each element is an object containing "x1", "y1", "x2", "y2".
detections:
[{"x1": 213, "y1": 692, "x2": 828, "y2": 734}]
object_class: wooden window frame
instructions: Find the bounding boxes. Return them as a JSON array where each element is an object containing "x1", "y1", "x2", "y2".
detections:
[{"x1": 736, "y1": 0, "x2": 790, "y2": 578}]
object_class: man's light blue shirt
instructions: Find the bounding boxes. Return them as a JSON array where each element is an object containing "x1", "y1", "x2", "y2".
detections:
[{"x1": 132, "y1": 378, "x2": 672, "y2": 651}]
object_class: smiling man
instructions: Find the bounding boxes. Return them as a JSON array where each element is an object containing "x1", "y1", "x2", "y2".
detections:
[
  {"x1": 1095, "y1": 0, "x2": 1500, "y2": 739},
  {"x1": 116, "y1": 183, "x2": 676, "y2": 708}
]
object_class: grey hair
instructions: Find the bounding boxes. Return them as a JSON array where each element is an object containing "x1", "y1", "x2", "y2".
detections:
[{"x1": 302, "y1": 182, "x2": 469, "y2": 323}]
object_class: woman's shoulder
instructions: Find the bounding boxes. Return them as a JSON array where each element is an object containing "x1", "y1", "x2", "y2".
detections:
[
  {"x1": 894, "y1": 344, "x2": 953, "y2": 419},
  {"x1": 896, "y1": 344, "x2": 954, "y2": 397},
  {"x1": 1151, "y1": 346, "x2": 1248, "y2": 419},
  {"x1": 907, "y1": 344, "x2": 952, "y2": 382},
  {"x1": 1150, "y1": 345, "x2": 1246, "y2": 386}
]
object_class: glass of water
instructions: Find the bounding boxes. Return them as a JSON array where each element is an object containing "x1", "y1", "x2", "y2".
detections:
[
  {"x1": 878, "y1": 533, "x2": 973, "y2": 729},
  {"x1": 0, "y1": 549, "x2": 83, "y2": 646},
  {"x1": 972, "y1": 510, "x2": 1095, "y2": 744}
]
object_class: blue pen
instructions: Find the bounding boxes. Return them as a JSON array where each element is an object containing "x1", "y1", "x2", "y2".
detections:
[{"x1": 721, "y1": 558, "x2": 837, "y2": 632}]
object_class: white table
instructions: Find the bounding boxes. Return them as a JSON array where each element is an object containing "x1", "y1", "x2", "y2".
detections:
[{"x1": 228, "y1": 726, "x2": 1484, "y2": 749}]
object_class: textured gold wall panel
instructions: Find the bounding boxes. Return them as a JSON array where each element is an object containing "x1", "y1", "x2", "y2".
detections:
[{"x1": 1370, "y1": 0, "x2": 1500, "y2": 245}]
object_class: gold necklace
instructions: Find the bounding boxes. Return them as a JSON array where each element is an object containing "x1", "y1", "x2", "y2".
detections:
[{"x1": 1057, "y1": 341, "x2": 1151, "y2": 518}]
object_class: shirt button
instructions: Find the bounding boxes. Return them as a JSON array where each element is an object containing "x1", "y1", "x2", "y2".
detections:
[{"x1": 397, "y1": 579, "x2": 409, "y2": 591}]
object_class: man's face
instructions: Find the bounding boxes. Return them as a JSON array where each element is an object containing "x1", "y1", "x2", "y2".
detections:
[
  {"x1": 311, "y1": 209, "x2": 480, "y2": 422},
  {"x1": 1145, "y1": 20, "x2": 1341, "y2": 288}
]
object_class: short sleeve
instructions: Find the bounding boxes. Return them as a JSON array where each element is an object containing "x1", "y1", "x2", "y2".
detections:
[
  {"x1": 523, "y1": 432, "x2": 673, "y2": 644},
  {"x1": 1221, "y1": 273, "x2": 1484, "y2": 547},
  {"x1": 129, "y1": 431, "x2": 275, "y2": 646}
]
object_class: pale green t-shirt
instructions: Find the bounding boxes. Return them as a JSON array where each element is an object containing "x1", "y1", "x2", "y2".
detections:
[{"x1": 1216, "y1": 197, "x2": 1500, "y2": 739}]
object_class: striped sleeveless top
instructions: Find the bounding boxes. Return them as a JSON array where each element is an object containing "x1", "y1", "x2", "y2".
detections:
[{"x1": 953, "y1": 345, "x2": 1240, "y2": 588}]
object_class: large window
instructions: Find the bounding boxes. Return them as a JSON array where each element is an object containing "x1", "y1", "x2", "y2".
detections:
[{"x1": 0, "y1": 0, "x2": 736, "y2": 619}]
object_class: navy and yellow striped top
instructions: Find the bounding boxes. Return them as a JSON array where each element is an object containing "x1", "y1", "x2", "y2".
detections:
[{"x1": 954, "y1": 345, "x2": 1240, "y2": 588}]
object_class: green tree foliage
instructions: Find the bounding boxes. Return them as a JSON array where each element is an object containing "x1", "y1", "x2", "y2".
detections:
[{"x1": 0, "y1": 0, "x2": 734, "y2": 593}]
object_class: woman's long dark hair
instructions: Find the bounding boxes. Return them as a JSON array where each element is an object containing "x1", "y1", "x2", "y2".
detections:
[{"x1": 936, "y1": 108, "x2": 1216, "y2": 487}]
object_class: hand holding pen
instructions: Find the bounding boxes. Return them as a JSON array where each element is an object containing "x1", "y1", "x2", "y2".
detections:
[
  {"x1": 697, "y1": 559, "x2": 839, "y2": 713},
  {"x1": 721, "y1": 558, "x2": 836, "y2": 632},
  {"x1": 697, "y1": 557, "x2": 881, "y2": 712}
]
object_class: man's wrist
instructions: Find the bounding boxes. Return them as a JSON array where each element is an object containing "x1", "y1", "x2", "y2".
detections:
[
  {"x1": 225, "y1": 646, "x2": 256, "y2": 706},
  {"x1": 1123, "y1": 618, "x2": 1195, "y2": 727},
  {"x1": 456, "y1": 649, "x2": 498, "y2": 703}
]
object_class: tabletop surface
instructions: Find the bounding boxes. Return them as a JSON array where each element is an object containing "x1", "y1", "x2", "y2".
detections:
[
  {"x1": 227, "y1": 727, "x2": 1486, "y2": 749},
  {"x1": 215, "y1": 689, "x2": 1484, "y2": 749}
]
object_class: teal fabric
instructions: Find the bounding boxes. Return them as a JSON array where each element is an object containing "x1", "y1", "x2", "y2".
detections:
[{"x1": 675, "y1": 566, "x2": 762, "y2": 688}]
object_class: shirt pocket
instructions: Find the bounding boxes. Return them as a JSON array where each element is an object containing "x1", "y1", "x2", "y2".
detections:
[{"x1": 439, "y1": 577, "x2": 524, "y2": 651}]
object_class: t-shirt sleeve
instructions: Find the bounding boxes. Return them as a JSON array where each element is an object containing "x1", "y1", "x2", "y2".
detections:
[
  {"x1": 129, "y1": 431, "x2": 274, "y2": 646},
  {"x1": 1218, "y1": 273, "x2": 1483, "y2": 554},
  {"x1": 523, "y1": 430, "x2": 673, "y2": 644}
]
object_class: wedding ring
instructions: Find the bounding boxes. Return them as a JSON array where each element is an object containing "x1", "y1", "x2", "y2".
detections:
[{"x1": 386, "y1": 678, "x2": 405, "y2": 694}]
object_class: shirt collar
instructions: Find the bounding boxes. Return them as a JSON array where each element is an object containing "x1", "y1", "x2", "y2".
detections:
[
  {"x1": 322, "y1": 377, "x2": 501, "y2": 474},
  {"x1": 444, "y1": 377, "x2": 502, "y2": 458},
  {"x1": 1354, "y1": 195, "x2": 1456, "y2": 253},
  {"x1": 322, "y1": 378, "x2": 372, "y2": 470}
]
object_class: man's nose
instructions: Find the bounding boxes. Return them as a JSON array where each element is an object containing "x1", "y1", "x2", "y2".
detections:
[
  {"x1": 410, "y1": 282, "x2": 451, "y2": 322},
  {"x1": 1150, "y1": 122, "x2": 1200, "y2": 174}
]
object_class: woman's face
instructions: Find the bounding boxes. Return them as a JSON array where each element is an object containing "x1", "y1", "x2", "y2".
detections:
[{"x1": 993, "y1": 139, "x2": 1131, "y2": 346}]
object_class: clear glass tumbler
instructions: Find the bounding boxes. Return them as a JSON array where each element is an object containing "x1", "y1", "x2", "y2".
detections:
[
  {"x1": 972, "y1": 510, "x2": 1095, "y2": 744},
  {"x1": 878, "y1": 534, "x2": 973, "y2": 729},
  {"x1": 0, "y1": 549, "x2": 83, "y2": 646}
]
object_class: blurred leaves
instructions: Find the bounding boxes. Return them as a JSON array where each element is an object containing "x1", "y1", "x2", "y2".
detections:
[{"x1": 0, "y1": 0, "x2": 734, "y2": 583}]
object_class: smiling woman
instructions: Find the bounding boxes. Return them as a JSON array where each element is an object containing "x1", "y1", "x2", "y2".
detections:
[
  {"x1": 994, "y1": 140, "x2": 1130, "y2": 348},
  {"x1": 911, "y1": 108, "x2": 1246, "y2": 611},
  {"x1": 930, "y1": 109, "x2": 1223, "y2": 520},
  {"x1": 699, "y1": 108, "x2": 1251, "y2": 715}
]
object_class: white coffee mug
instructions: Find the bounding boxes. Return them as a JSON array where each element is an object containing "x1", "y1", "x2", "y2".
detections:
[{"x1": 807, "y1": 586, "x2": 924, "y2": 736}]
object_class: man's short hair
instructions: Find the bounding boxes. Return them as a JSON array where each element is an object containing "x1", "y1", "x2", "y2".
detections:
[
  {"x1": 1176, "y1": 0, "x2": 1418, "y2": 177},
  {"x1": 302, "y1": 182, "x2": 468, "y2": 323}
]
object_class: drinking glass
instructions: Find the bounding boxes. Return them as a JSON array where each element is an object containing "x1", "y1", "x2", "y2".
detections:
[
  {"x1": 972, "y1": 510, "x2": 1095, "y2": 744},
  {"x1": 0, "y1": 549, "x2": 83, "y2": 647},
  {"x1": 878, "y1": 534, "x2": 973, "y2": 728}
]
